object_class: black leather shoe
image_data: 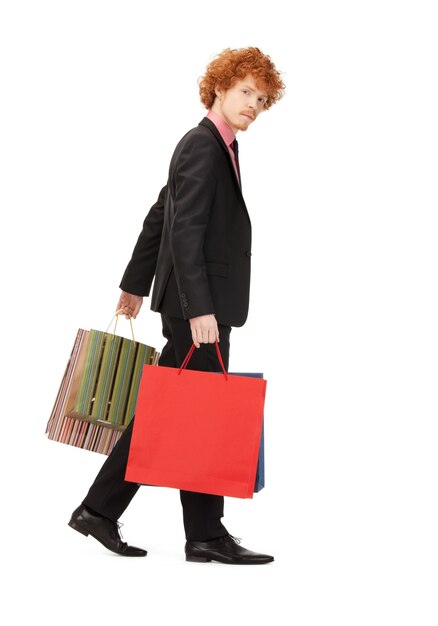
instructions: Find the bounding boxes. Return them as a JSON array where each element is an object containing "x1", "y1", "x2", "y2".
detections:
[
  {"x1": 185, "y1": 535, "x2": 274, "y2": 565},
  {"x1": 68, "y1": 505, "x2": 147, "y2": 557}
]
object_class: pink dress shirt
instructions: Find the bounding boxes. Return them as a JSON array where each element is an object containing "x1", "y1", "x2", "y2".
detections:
[{"x1": 206, "y1": 109, "x2": 240, "y2": 182}]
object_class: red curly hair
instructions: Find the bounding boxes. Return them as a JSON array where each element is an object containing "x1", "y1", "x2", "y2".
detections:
[{"x1": 199, "y1": 47, "x2": 285, "y2": 110}]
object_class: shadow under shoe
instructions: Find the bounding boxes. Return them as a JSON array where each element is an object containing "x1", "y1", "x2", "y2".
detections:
[
  {"x1": 68, "y1": 504, "x2": 147, "y2": 557},
  {"x1": 185, "y1": 535, "x2": 274, "y2": 565}
]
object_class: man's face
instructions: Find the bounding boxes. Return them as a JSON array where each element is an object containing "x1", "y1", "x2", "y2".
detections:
[{"x1": 214, "y1": 75, "x2": 268, "y2": 133}]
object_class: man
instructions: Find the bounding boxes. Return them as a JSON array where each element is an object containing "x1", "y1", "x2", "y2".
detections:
[{"x1": 69, "y1": 47, "x2": 285, "y2": 565}]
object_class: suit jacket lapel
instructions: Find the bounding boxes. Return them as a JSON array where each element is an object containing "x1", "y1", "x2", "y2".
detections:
[{"x1": 198, "y1": 117, "x2": 245, "y2": 199}]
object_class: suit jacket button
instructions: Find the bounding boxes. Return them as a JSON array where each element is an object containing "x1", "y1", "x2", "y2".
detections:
[{"x1": 246, "y1": 250, "x2": 252, "y2": 257}]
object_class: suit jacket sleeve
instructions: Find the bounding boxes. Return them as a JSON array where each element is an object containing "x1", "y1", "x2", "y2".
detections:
[
  {"x1": 170, "y1": 132, "x2": 218, "y2": 319},
  {"x1": 119, "y1": 185, "x2": 167, "y2": 296}
]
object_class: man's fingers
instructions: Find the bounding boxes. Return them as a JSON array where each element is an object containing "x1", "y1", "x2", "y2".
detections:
[
  {"x1": 191, "y1": 326, "x2": 219, "y2": 346},
  {"x1": 189, "y1": 315, "x2": 219, "y2": 348},
  {"x1": 202, "y1": 329, "x2": 209, "y2": 343},
  {"x1": 116, "y1": 293, "x2": 143, "y2": 320},
  {"x1": 191, "y1": 326, "x2": 200, "y2": 348},
  {"x1": 192, "y1": 330, "x2": 201, "y2": 348},
  {"x1": 118, "y1": 303, "x2": 142, "y2": 319}
]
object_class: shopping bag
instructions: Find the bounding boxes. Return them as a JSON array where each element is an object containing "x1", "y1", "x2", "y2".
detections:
[
  {"x1": 228, "y1": 373, "x2": 265, "y2": 493},
  {"x1": 125, "y1": 342, "x2": 266, "y2": 499},
  {"x1": 255, "y1": 420, "x2": 265, "y2": 492},
  {"x1": 45, "y1": 313, "x2": 159, "y2": 454}
]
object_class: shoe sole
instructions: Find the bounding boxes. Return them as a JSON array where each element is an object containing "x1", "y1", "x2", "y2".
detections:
[{"x1": 186, "y1": 554, "x2": 274, "y2": 564}]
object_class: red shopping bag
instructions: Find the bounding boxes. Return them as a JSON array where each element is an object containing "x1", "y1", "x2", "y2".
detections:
[{"x1": 125, "y1": 343, "x2": 266, "y2": 498}]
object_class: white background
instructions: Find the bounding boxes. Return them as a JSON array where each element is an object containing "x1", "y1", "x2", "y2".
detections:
[{"x1": 1, "y1": 1, "x2": 437, "y2": 624}]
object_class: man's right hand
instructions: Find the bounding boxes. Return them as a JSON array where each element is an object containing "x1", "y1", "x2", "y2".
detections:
[
  {"x1": 116, "y1": 291, "x2": 143, "y2": 319},
  {"x1": 189, "y1": 314, "x2": 219, "y2": 348}
]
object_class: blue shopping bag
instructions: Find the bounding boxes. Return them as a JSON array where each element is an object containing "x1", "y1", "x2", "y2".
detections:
[{"x1": 229, "y1": 372, "x2": 265, "y2": 493}]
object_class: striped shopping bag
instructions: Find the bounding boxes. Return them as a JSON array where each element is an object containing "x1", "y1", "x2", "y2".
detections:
[{"x1": 45, "y1": 314, "x2": 159, "y2": 454}]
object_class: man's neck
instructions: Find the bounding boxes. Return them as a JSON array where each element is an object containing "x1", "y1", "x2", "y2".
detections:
[{"x1": 209, "y1": 104, "x2": 238, "y2": 136}]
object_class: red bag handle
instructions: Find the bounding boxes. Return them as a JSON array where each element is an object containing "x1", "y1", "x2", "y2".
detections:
[{"x1": 178, "y1": 341, "x2": 228, "y2": 381}]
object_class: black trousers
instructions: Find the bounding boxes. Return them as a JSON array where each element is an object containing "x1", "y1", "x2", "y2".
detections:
[{"x1": 82, "y1": 314, "x2": 231, "y2": 541}]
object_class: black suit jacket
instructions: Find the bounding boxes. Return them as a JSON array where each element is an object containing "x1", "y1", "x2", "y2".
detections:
[{"x1": 119, "y1": 117, "x2": 252, "y2": 327}]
